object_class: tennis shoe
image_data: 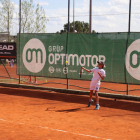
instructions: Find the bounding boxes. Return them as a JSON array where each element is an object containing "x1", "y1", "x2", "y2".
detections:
[
  {"x1": 88, "y1": 99, "x2": 94, "y2": 107},
  {"x1": 95, "y1": 104, "x2": 100, "y2": 110}
]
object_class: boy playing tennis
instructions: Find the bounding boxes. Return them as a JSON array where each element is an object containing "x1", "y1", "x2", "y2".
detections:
[{"x1": 81, "y1": 61, "x2": 106, "y2": 110}]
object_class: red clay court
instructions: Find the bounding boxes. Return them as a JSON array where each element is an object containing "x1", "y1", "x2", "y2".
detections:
[
  {"x1": 0, "y1": 65, "x2": 140, "y2": 96},
  {"x1": 0, "y1": 65, "x2": 140, "y2": 140}
]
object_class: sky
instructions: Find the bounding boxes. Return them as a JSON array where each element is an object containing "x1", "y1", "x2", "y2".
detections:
[{"x1": 0, "y1": 0, "x2": 140, "y2": 35}]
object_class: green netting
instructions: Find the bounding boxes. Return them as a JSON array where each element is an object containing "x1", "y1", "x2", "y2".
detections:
[{"x1": 17, "y1": 32, "x2": 140, "y2": 84}]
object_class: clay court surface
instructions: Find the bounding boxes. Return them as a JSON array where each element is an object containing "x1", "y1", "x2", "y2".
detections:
[
  {"x1": 0, "y1": 86, "x2": 140, "y2": 140},
  {"x1": 0, "y1": 65, "x2": 140, "y2": 140},
  {"x1": 0, "y1": 65, "x2": 140, "y2": 96}
]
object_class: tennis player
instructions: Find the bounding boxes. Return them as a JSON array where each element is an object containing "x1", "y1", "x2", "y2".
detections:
[{"x1": 81, "y1": 61, "x2": 106, "y2": 110}]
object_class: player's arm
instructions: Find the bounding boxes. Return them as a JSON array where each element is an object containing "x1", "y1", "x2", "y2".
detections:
[
  {"x1": 81, "y1": 67, "x2": 91, "y2": 73},
  {"x1": 98, "y1": 72, "x2": 104, "y2": 80}
]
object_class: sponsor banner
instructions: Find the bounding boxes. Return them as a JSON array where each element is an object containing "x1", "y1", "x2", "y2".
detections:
[
  {"x1": 125, "y1": 37, "x2": 140, "y2": 84},
  {"x1": 17, "y1": 33, "x2": 140, "y2": 84},
  {"x1": 17, "y1": 33, "x2": 67, "y2": 78},
  {"x1": 0, "y1": 42, "x2": 16, "y2": 59}
]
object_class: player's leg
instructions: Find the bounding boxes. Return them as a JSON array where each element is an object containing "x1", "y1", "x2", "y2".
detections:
[
  {"x1": 89, "y1": 90, "x2": 93, "y2": 100},
  {"x1": 95, "y1": 91, "x2": 99, "y2": 104},
  {"x1": 95, "y1": 91, "x2": 100, "y2": 110},
  {"x1": 88, "y1": 90, "x2": 94, "y2": 107},
  {"x1": 34, "y1": 76, "x2": 37, "y2": 83},
  {"x1": 88, "y1": 81, "x2": 94, "y2": 107},
  {"x1": 29, "y1": 76, "x2": 32, "y2": 83}
]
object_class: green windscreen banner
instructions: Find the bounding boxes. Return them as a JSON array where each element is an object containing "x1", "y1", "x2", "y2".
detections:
[{"x1": 17, "y1": 33, "x2": 140, "y2": 84}]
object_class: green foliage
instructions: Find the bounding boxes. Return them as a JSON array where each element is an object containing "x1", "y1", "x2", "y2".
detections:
[
  {"x1": 34, "y1": 3, "x2": 49, "y2": 33},
  {"x1": 0, "y1": 0, "x2": 15, "y2": 40},
  {"x1": 0, "y1": 0, "x2": 48, "y2": 36},
  {"x1": 58, "y1": 21, "x2": 96, "y2": 33},
  {"x1": 21, "y1": 0, "x2": 49, "y2": 33},
  {"x1": 21, "y1": 0, "x2": 34, "y2": 33}
]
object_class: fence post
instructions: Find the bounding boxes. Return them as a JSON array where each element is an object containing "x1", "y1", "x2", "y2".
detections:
[
  {"x1": 67, "y1": 79, "x2": 69, "y2": 89},
  {"x1": 125, "y1": 0, "x2": 131, "y2": 92},
  {"x1": 19, "y1": 0, "x2": 21, "y2": 84},
  {"x1": 127, "y1": 83, "x2": 129, "y2": 95}
]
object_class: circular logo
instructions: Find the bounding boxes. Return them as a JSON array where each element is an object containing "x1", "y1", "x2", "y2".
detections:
[
  {"x1": 63, "y1": 67, "x2": 68, "y2": 74},
  {"x1": 125, "y1": 39, "x2": 140, "y2": 80},
  {"x1": 49, "y1": 66, "x2": 54, "y2": 73},
  {"x1": 22, "y1": 38, "x2": 46, "y2": 73}
]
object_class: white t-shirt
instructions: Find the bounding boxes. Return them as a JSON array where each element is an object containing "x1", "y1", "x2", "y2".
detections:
[{"x1": 90, "y1": 67, "x2": 106, "y2": 84}]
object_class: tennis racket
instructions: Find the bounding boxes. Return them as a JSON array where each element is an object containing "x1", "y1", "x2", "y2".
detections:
[{"x1": 80, "y1": 67, "x2": 82, "y2": 78}]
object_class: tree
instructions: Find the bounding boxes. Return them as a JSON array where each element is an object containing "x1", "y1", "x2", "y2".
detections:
[
  {"x1": 58, "y1": 21, "x2": 96, "y2": 33},
  {"x1": 21, "y1": 0, "x2": 34, "y2": 33},
  {"x1": 21, "y1": 0, "x2": 49, "y2": 33},
  {"x1": 0, "y1": 0, "x2": 15, "y2": 41},
  {"x1": 92, "y1": 30, "x2": 96, "y2": 33},
  {"x1": 34, "y1": 3, "x2": 47, "y2": 33}
]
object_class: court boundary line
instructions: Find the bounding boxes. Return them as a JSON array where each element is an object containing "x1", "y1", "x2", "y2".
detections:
[{"x1": 0, "y1": 119, "x2": 111, "y2": 140}]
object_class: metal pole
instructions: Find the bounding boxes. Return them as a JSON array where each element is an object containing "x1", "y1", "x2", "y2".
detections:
[
  {"x1": 126, "y1": 0, "x2": 131, "y2": 95},
  {"x1": 19, "y1": 0, "x2": 21, "y2": 84},
  {"x1": 66, "y1": 0, "x2": 70, "y2": 89},
  {"x1": 73, "y1": 0, "x2": 75, "y2": 32},
  {"x1": 8, "y1": 0, "x2": 10, "y2": 42},
  {"x1": 8, "y1": 9, "x2": 10, "y2": 42},
  {"x1": 68, "y1": 0, "x2": 70, "y2": 32},
  {"x1": 89, "y1": 0, "x2": 92, "y2": 33},
  {"x1": 128, "y1": 0, "x2": 131, "y2": 33}
]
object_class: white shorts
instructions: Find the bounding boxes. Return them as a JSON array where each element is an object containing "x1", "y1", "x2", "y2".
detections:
[{"x1": 90, "y1": 81, "x2": 100, "y2": 91}]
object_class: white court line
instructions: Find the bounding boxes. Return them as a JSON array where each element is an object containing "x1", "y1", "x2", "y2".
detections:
[{"x1": 0, "y1": 119, "x2": 111, "y2": 140}]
